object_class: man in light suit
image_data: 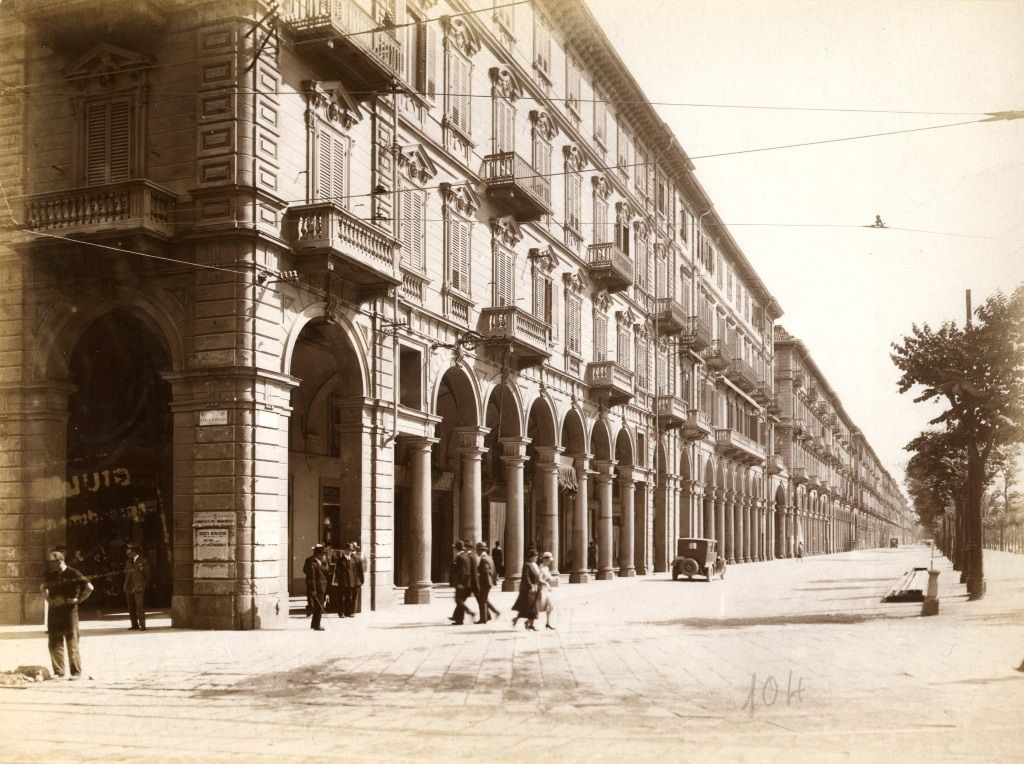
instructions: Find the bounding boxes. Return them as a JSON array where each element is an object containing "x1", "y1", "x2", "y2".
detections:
[
  {"x1": 474, "y1": 542, "x2": 500, "y2": 623},
  {"x1": 123, "y1": 544, "x2": 151, "y2": 631}
]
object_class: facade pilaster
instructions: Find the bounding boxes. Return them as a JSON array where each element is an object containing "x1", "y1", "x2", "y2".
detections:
[
  {"x1": 404, "y1": 437, "x2": 438, "y2": 604},
  {"x1": 533, "y1": 446, "x2": 563, "y2": 583},
  {"x1": 617, "y1": 467, "x2": 636, "y2": 577},
  {"x1": 569, "y1": 454, "x2": 592, "y2": 584},
  {"x1": 500, "y1": 436, "x2": 531, "y2": 592},
  {"x1": 593, "y1": 459, "x2": 617, "y2": 580},
  {"x1": 454, "y1": 425, "x2": 490, "y2": 545}
]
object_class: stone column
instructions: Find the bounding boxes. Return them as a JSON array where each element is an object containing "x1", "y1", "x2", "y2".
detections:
[
  {"x1": 593, "y1": 459, "x2": 617, "y2": 580},
  {"x1": 618, "y1": 468, "x2": 636, "y2": 577},
  {"x1": 634, "y1": 479, "x2": 648, "y2": 575},
  {"x1": 736, "y1": 494, "x2": 747, "y2": 563},
  {"x1": 404, "y1": 437, "x2": 438, "y2": 604},
  {"x1": 715, "y1": 488, "x2": 727, "y2": 556},
  {"x1": 533, "y1": 446, "x2": 563, "y2": 584},
  {"x1": 454, "y1": 426, "x2": 489, "y2": 545},
  {"x1": 743, "y1": 496, "x2": 753, "y2": 562},
  {"x1": 500, "y1": 436, "x2": 530, "y2": 592},
  {"x1": 704, "y1": 486, "x2": 715, "y2": 542},
  {"x1": 570, "y1": 454, "x2": 592, "y2": 584},
  {"x1": 654, "y1": 477, "x2": 668, "y2": 573},
  {"x1": 725, "y1": 491, "x2": 737, "y2": 563}
]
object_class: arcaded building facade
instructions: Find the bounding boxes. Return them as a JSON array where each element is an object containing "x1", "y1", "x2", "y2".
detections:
[{"x1": 0, "y1": 0, "x2": 911, "y2": 628}]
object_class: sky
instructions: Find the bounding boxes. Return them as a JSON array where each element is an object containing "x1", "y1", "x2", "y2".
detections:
[{"x1": 586, "y1": 0, "x2": 1024, "y2": 491}]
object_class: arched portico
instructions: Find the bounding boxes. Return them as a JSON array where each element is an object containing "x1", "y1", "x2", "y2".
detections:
[{"x1": 561, "y1": 407, "x2": 589, "y2": 583}]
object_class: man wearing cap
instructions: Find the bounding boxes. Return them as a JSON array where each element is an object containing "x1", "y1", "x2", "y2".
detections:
[
  {"x1": 475, "y1": 542, "x2": 500, "y2": 623},
  {"x1": 448, "y1": 541, "x2": 477, "y2": 625},
  {"x1": 123, "y1": 544, "x2": 151, "y2": 631},
  {"x1": 40, "y1": 551, "x2": 93, "y2": 680},
  {"x1": 302, "y1": 544, "x2": 323, "y2": 618}
]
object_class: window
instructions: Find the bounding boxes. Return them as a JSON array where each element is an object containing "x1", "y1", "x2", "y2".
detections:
[
  {"x1": 533, "y1": 12, "x2": 551, "y2": 78},
  {"x1": 532, "y1": 270, "x2": 555, "y2": 338},
  {"x1": 567, "y1": 293, "x2": 582, "y2": 356},
  {"x1": 633, "y1": 147, "x2": 645, "y2": 192},
  {"x1": 413, "y1": 14, "x2": 437, "y2": 99},
  {"x1": 565, "y1": 170, "x2": 582, "y2": 233},
  {"x1": 636, "y1": 337, "x2": 648, "y2": 390},
  {"x1": 84, "y1": 97, "x2": 131, "y2": 185},
  {"x1": 680, "y1": 205, "x2": 691, "y2": 245},
  {"x1": 657, "y1": 343, "x2": 670, "y2": 394},
  {"x1": 449, "y1": 217, "x2": 471, "y2": 293},
  {"x1": 616, "y1": 322, "x2": 630, "y2": 369},
  {"x1": 593, "y1": 192, "x2": 608, "y2": 244},
  {"x1": 593, "y1": 313, "x2": 608, "y2": 361},
  {"x1": 493, "y1": 0, "x2": 514, "y2": 31},
  {"x1": 314, "y1": 125, "x2": 348, "y2": 203},
  {"x1": 448, "y1": 51, "x2": 471, "y2": 135},
  {"x1": 593, "y1": 90, "x2": 607, "y2": 146},
  {"x1": 493, "y1": 96, "x2": 514, "y2": 153},
  {"x1": 399, "y1": 183, "x2": 425, "y2": 272},
  {"x1": 635, "y1": 229, "x2": 651, "y2": 293},
  {"x1": 399, "y1": 346, "x2": 423, "y2": 409},
  {"x1": 494, "y1": 246, "x2": 514, "y2": 306},
  {"x1": 565, "y1": 55, "x2": 580, "y2": 114},
  {"x1": 617, "y1": 127, "x2": 632, "y2": 180}
]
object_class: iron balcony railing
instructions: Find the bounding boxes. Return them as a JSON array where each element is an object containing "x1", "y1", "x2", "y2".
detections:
[
  {"x1": 283, "y1": 0, "x2": 403, "y2": 76},
  {"x1": 480, "y1": 151, "x2": 552, "y2": 217}
]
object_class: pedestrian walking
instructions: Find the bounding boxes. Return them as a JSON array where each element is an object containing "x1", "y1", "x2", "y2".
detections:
[
  {"x1": 448, "y1": 541, "x2": 477, "y2": 625},
  {"x1": 475, "y1": 542, "x2": 500, "y2": 623},
  {"x1": 587, "y1": 540, "x2": 598, "y2": 574},
  {"x1": 334, "y1": 543, "x2": 364, "y2": 617},
  {"x1": 797, "y1": 540, "x2": 804, "y2": 561},
  {"x1": 303, "y1": 544, "x2": 323, "y2": 618},
  {"x1": 40, "y1": 551, "x2": 93, "y2": 680},
  {"x1": 352, "y1": 541, "x2": 368, "y2": 614},
  {"x1": 123, "y1": 544, "x2": 150, "y2": 631},
  {"x1": 537, "y1": 552, "x2": 556, "y2": 630},
  {"x1": 491, "y1": 541, "x2": 504, "y2": 578},
  {"x1": 310, "y1": 546, "x2": 329, "y2": 631},
  {"x1": 512, "y1": 548, "x2": 541, "y2": 631}
]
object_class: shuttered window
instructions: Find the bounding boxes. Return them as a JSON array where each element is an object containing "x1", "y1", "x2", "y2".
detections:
[
  {"x1": 566, "y1": 171, "x2": 582, "y2": 232},
  {"x1": 567, "y1": 294, "x2": 582, "y2": 356},
  {"x1": 449, "y1": 218, "x2": 471, "y2": 293},
  {"x1": 314, "y1": 126, "x2": 347, "y2": 204},
  {"x1": 399, "y1": 184, "x2": 425, "y2": 272},
  {"x1": 495, "y1": 246, "x2": 514, "y2": 306},
  {"x1": 593, "y1": 195, "x2": 608, "y2": 244},
  {"x1": 636, "y1": 338, "x2": 648, "y2": 390},
  {"x1": 566, "y1": 56, "x2": 580, "y2": 113},
  {"x1": 416, "y1": 20, "x2": 437, "y2": 99},
  {"x1": 594, "y1": 91, "x2": 607, "y2": 146},
  {"x1": 493, "y1": 97, "x2": 514, "y2": 153},
  {"x1": 85, "y1": 97, "x2": 131, "y2": 186},
  {"x1": 594, "y1": 314, "x2": 608, "y2": 362},
  {"x1": 534, "y1": 12, "x2": 551, "y2": 77},
  {"x1": 449, "y1": 52, "x2": 471, "y2": 135},
  {"x1": 616, "y1": 324, "x2": 630, "y2": 370}
]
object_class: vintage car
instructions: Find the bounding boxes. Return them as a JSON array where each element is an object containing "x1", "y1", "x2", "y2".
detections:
[{"x1": 671, "y1": 537, "x2": 726, "y2": 582}]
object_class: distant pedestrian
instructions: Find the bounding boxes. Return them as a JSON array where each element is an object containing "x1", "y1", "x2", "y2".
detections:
[
  {"x1": 40, "y1": 551, "x2": 93, "y2": 680},
  {"x1": 587, "y1": 540, "x2": 598, "y2": 574},
  {"x1": 797, "y1": 540, "x2": 804, "y2": 561},
  {"x1": 334, "y1": 543, "x2": 364, "y2": 617},
  {"x1": 512, "y1": 548, "x2": 541, "y2": 631},
  {"x1": 538, "y1": 552, "x2": 556, "y2": 630},
  {"x1": 475, "y1": 542, "x2": 500, "y2": 623},
  {"x1": 491, "y1": 541, "x2": 504, "y2": 577},
  {"x1": 448, "y1": 541, "x2": 477, "y2": 625},
  {"x1": 123, "y1": 544, "x2": 151, "y2": 631},
  {"x1": 352, "y1": 542, "x2": 368, "y2": 613},
  {"x1": 303, "y1": 545, "x2": 323, "y2": 617},
  {"x1": 310, "y1": 546, "x2": 329, "y2": 631}
]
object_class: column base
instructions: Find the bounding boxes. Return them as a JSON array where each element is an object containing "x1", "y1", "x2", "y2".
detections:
[
  {"x1": 569, "y1": 572, "x2": 590, "y2": 584},
  {"x1": 596, "y1": 570, "x2": 615, "y2": 580},
  {"x1": 728, "y1": 558, "x2": 736, "y2": 565},
  {"x1": 635, "y1": 566, "x2": 647, "y2": 575},
  {"x1": 404, "y1": 584, "x2": 432, "y2": 604},
  {"x1": 617, "y1": 568, "x2": 636, "y2": 577},
  {"x1": 921, "y1": 598, "x2": 939, "y2": 616},
  {"x1": 501, "y1": 576, "x2": 520, "y2": 592}
]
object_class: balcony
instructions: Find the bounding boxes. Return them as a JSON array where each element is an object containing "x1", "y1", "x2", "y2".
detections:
[
  {"x1": 792, "y1": 370, "x2": 805, "y2": 388},
  {"x1": 23, "y1": 180, "x2": 176, "y2": 244},
  {"x1": 655, "y1": 395, "x2": 688, "y2": 429},
  {"x1": 282, "y1": 0, "x2": 402, "y2": 92},
  {"x1": 704, "y1": 340, "x2": 732, "y2": 372},
  {"x1": 766, "y1": 393, "x2": 782, "y2": 416},
  {"x1": 586, "y1": 361, "x2": 634, "y2": 406},
  {"x1": 806, "y1": 383, "x2": 818, "y2": 402},
  {"x1": 678, "y1": 315, "x2": 713, "y2": 352},
  {"x1": 480, "y1": 152, "x2": 552, "y2": 222},
  {"x1": 285, "y1": 202, "x2": 399, "y2": 297},
  {"x1": 791, "y1": 466, "x2": 808, "y2": 485},
  {"x1": 681, "y1": 408, "x2": 714, "y2": 442},
  {"x1": 5, "y1": 0, "x2": 172, "y2": 47},
  {"x1": 653, "y1": 298, "x2": 688, "y2": 335},
  {"x1": 767, "y1": 454, "x2": 785, "y2": 475},
  {"x1": 478, "y1": 306, "x2": 550, "y2": 368},
  {"x1": 714, "y1": 428, "x2": 766, "y2": 465},
  {"x1": 753, "y1": 383, "x2": 771, "y2": 405},
  {"x1": 586, "y1": 242, "x2": 632, "y2": 293},
  {"x1": 727, "y1": 356, "x2": 759, "y2": 392}
]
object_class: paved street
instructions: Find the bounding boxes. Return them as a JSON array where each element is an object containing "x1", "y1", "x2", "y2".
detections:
[{"x1": 1, "y1": 546, "x2": 1022, "y2": 763}]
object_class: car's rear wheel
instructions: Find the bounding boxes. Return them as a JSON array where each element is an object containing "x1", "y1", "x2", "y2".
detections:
[{"x1": 681, "y1": 558, "x2": 699, "y2": 577}]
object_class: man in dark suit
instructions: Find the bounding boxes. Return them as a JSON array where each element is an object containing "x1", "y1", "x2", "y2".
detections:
[
  {"x1": 475, "y1": 542, "x2": 500, "y2": 623},
  {"x1": 123, "y1": 544, "x2": 151, "y2": 631},
  {"x1": 335, "y1": 543, "x2": 364, "y2": 617},
  {"x1": 448, "y1": 540, "x2": 477, "y2": 625},
  {"x1": 302, "y1": 545, "x2": 322, "y2": 617},
  {"x1": 491, "y1": 541, "x2": 504, "y2": 578},
  {"x1": 310, "y1": 546, "x2": 329, "y2": 631}
]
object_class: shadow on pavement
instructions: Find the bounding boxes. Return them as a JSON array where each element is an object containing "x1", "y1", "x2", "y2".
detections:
[{"x1": 632, "y1": 611, "x2": 915, "y2": 629}]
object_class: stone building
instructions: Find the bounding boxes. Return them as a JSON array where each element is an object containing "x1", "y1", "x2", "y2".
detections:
[{"x1": 0, "y1": 0, "x2": 911, "y2": 627}]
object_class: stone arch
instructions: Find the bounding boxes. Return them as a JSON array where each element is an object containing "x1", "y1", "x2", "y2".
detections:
[
  {"x1": 484, "y1": 382, "x2": 523, "y2": 439},
  {"x1": 590, "y1": 418, "x2": 613, "y2": 462},
  {"x1": 525, "y1": 393, "x2": 557, "y2": 448},
  {"x1": 281, "y1": 302, "x2": 368, "y2": 395},
  {"x1": 432, "y1": 364, "x2": 481, "y2": 427},
  {"x1": 560, "y1": 406, "x2": 588, "y2": 456},
  {"x1": 614, "y1": 426, "x2": 634, "y2": 467}
]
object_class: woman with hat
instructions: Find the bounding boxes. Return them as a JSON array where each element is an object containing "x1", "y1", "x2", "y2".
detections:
[
  {"x1": 511, "y1": 548, "x2": 541, "y2": 631},
  {"x1": 537, "y1": 552, "x2": 556, "y2": 630}
]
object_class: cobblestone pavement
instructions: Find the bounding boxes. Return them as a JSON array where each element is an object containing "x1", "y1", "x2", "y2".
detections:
[{"x1": 1, "y1": 546, "x2": 1022, "y2": 763}]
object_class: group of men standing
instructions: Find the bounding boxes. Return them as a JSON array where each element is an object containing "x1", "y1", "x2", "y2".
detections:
[
  {"x1": 448, "y1": 540, "x2": 501, "y2": 625},
  {"x1": 302, "y1": 542, "x2": 365, "y2": 631}
]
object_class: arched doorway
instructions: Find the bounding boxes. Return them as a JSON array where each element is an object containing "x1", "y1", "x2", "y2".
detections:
[
  {"x1": 287, "y1": 319, "x2": 363, "y2": 597},
  {"x1": 525, "y1": 397, "x2": 557, "y2": 562},
  {"x1": 65, "y1": 308, "x2": 174, "y2": 608},
  {"x1": 591, "y1": 419, "x2": 614, "y2": 579},
  {"x1": 483, "y1": 383, "x2": 523, "y2": 555},
  {"x1": 560, "y1": 408, "x2": 587, "y2": 581}
]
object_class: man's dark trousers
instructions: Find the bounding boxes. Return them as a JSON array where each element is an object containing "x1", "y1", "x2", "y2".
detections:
[
  {"x1": 126, "y1": 591, "x2": 146, "y2": 629},
  {"x1": 48, "y1": 610, "x2": 81, "y2": 677},
  {"x1": 311, "y1": 595, "x2": 324, "y2": 629}
]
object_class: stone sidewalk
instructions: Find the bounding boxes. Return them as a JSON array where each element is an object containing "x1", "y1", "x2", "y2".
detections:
[{"x1": 1, "y1": 546, "x2": 1022, "y2": 763}]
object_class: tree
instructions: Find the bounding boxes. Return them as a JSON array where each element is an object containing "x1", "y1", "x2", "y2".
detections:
[
  {"x1": 892, "y1": 285, "x2": 1024, "y2": 599},
  {"x1": 904, "y1": 429, "x2": 966, "y2": 563}
]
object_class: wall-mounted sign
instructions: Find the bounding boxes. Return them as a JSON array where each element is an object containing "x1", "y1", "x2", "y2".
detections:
[
  {"x1": 199, "y1": 409, "x2": 228, "y2": 426},
  {"x1": 194, "y1": 562, "x2": 230, "y2": 579},
  {"x1": 193, "y1": 511, "x2": 236, "y2": 528}
]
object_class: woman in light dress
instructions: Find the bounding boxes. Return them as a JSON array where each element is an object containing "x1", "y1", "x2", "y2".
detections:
[{"x1": 536, "y1": 551, "x2": 556, "y2": 630}]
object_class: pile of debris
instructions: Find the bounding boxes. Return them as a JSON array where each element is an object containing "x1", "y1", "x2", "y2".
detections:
[{"x1": 0, "y1": 666, "x2": 52, "y2": 687}]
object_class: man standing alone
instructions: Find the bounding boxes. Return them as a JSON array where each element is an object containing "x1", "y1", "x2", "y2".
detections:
[
  {"x1": 310, "y1": 546, "x2": 329, "y2": 630},
  {"x1": 475, "y1": 542, "x2": 500, "y2": 623},
  {"x1": 123, "y1": 544, "x2": 151, "y2": 631},
  {"x1": 40, "y1": 551, "x2": 93, "y2": 680},
  {"x1": 491, "y1": 541, "x2": 504, "y2": 578}
]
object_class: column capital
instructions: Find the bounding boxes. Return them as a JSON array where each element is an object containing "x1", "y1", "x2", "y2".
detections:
[
  {"x1": 499, "y1": 436, "x2": 532, "y2": 463},
  {"x1": 572, "y1": 452, "x2": 594, "y2": 474},
  {"x1": 592, "y1": 459, "x2": 618, "y2": 479},
  {"x1": 405, "y1": 435, "x2": 440, "y2": 451},
  {"x1": 617, "y1": 466, "x2": 639, "y2": 485},
  {"x1": 454, "y1": 425, "x2": 490, "y2": 454},
  {"x1": 533, "y1": 445, "x2": 565, "y2": 463}
]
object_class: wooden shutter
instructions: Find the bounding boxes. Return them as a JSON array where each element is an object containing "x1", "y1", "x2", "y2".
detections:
[
  {"x1": 494, "y1": 98, "x2": 514, "y2": 153},
  {"x1": 617, "y1": 325, "x2": 630, "y2": 369},
  {"x1": 400, "y1": 186, "x2": 424, "y2": 271},
  {"x1": 548, "y1": 281, "x2": 558, "y2": 341},
  {"x1": 594, "y1": 197, "x2": 607, "y2": 244},
  {"x1": 417, "y1": 22, "x2": 437, "y2": 99},
  {"x1": 567, "y1": 173, "x2": 581, "y2": 231},
  {"x1": 496, "y1": 247, "x2": 513, "y2": 306},
  {"x1": 567, "y1": 294, "x2": 581, "y2": 355},
  {"x1": 532, "y1": 273, "x2": 545, "y2": 319},
  {"x1": 451, "y1": 54, "x2": 470, "y2": 134},
  {"x1": 594, "y1": 314, "x2": 608, "y2": 362},
  {"x1": 450, "y1": 219, "x2": 470, "y2": 293},
  {"x1": 85, "y1": 97, "x2": 131, "y2": 186}
]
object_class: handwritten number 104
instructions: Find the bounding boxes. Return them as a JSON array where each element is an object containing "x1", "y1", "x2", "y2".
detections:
[{"x1": 742, "y1": 671, "x2": 804, "y2": 715}]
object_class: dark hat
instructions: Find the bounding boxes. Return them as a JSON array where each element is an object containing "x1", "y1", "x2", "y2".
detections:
[
  {"x1": 346, "y1": 542, "x2": 356, "y2": 551},
  {"x1": 312, "y1": 544, "x2": 325, "y2": 552},
  {"x1": 48, "y1": 551, "x2": 65, "y2": 562},
  {"x1": 453, "y1": 540, "x2": 465, "y2": 550},
  {"x1": 475, "y1": 542, "x2": 486, "y2": 550}
]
